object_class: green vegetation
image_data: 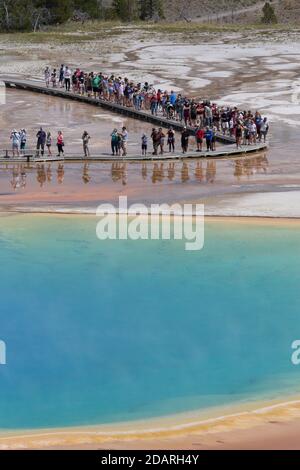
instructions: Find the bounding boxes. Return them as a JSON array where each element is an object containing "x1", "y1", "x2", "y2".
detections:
[{"x1": 0, "y1": 0, "x2": 165, "y2": 31}]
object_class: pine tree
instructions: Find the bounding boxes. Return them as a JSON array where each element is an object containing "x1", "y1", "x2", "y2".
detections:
[
  {"x1": 112, "y1": 0, "x2": 137, "y2": 21},
  {"x1": 261, "y1": 2, "x2": 278, "y2": 24},
  {"x1": 138, "y1": 0, "x2": 164, "y2": 20},
  {"x1": 45, "y1": 0, "x2": 73, "y2": 23},
  {"x1": 73, "y1": 0, "x2": 103, "y2": 19}
]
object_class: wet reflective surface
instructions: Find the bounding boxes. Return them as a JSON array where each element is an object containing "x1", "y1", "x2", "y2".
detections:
[{"x1": 0, "y1": 153, "x2": 270, "y2": 209}]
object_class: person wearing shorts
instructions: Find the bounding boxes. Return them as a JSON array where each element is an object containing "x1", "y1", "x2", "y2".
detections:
[
  {"x1": 92, "y1": 74, "x2": 100, "y2": 98},
  {"x1": 141, "y1": 134, "x2": 147, "y2": 156},
  {"x1": 121, "y1": 127, "x2": 128, "y2": 156},
  {"x1": 195, "y1": 127, "x2": 204, "y2": 152},
  {"x1": 10, "y1": 130, "x2": 20, "y2": 157}
]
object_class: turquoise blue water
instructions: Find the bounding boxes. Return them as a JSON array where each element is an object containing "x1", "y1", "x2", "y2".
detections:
[{"x1": 0, "y1": 213, "x2": 300, "y2": 430}]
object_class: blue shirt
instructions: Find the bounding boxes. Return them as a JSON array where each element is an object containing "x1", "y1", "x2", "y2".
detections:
[
  {"x1": 170, "y1": 92, "x2": 177, "y2": 105},
  {"x1": 205, "y1": 130, "x2": 213, "y2": 140}
]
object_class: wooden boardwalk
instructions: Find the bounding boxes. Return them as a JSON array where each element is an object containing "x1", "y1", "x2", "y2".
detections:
[
  {"x1": 2, "y1": 78, "x2": 268, "y2": 160},
  {"x1": 0, "y1": 145, "x2": 267, "y2": 164}
]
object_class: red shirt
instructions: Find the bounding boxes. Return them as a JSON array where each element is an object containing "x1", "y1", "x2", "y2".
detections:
[{"x1": 196, "y1": 129, "x2": 204, "y2": 139}]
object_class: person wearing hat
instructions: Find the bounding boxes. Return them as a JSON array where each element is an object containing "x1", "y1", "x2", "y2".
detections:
[
  {"x1": 82, "y1": 130, "x2": 91, "y2": 158},
  {"x1": 10, "y1": 129, "x2": 21, "y2": 157}
]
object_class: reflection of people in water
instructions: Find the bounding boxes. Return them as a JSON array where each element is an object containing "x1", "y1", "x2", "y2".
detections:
[
  {"x1": 11, "y1": 165, "x2": 27, "y2": 190},
  {"x1": 234, "y1": 159, "x2": 243, "y2": 180},
  {"x1": 152, "y1": 163, "x2": 164, "y2": 184},
  {"x1": 111, "y1": 162, "x2": 127, "y2": 185},
  {"x1": 167, "y1": 162, "x2": 175, "y2": 181},
  {"x1": 57, "y1": 163, "x2": 65, "y2": 184},
  {"x1": 234, "y1": 153, "x2": 269, "y2": 180},
  {"x1": 36, "y1": 164, "x2": 46, "y2": 187},
  {"x1": 181, "y1": 162, "x2": 189, "y2": 183},
  {"x1": 82, "y1": 163, "x2": 91, "y2": 184},
  {"x1": 142, "y1": 163, "x2": 147, "y2": 180},
  {"x1": 20, "y1": 166, "x2": 26, "y2": 188},
  {"x1": 46, "y1": 164, "x2": 52, "y2": 183},
  {"x1": 195, "y1": 161, "x2": 203, "y2": 183},
  {"x1": 206, "y1": 161, "x2": 216, "y2": 183}
]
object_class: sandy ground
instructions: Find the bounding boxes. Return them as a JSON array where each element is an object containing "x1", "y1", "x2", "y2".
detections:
[
  {"x1": 1, "y1": 28, "x2": 300, "y2": 449},
  {"x1": 3, "y1": 395, "x2": 300, "y2": 450}
]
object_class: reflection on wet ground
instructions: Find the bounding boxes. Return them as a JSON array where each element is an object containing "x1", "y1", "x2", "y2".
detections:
[{"x1": 2, "y1": 154, "x2": 269, "y2": 190}]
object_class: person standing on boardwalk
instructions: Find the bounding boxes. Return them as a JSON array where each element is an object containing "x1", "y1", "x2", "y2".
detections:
[
  {"x1": 51, "y1": 68, "x2": 57, "y2": 87},
  {"x1": 46, "y1": 132, "x2": 52, "y2": 156},
  {"x1": 141, "y1": 134, "x2": 148, "y2": 156},
  {"x1": 183, "y1": 101, "x2": 190, "y2": 126},
  {"x1": 121, "y1": 127, "x2": 128, "y2": 157},
  {"x1": 195, "y1": 126, "x2": 204, "y2": 152},
  {"x1": 211, "y1": 126, "x2": 217, "y2": 151},
  {"x1": 36, "y1": 127, "x2": 46, "y2": 157},
  {"x1": 260, "y1": 118, "x2": 269, "y2": 143},
  {"x1": 59, "y1": 65, "x2": 65, "y2": 88},
  {"x1": 158, "y1": 127, "x2": 165, "y2": 155},
  {"x1": 10, "y1": 129, "x2": 21, "y2": 157},
  {"x1": 181, "y1": 127, "x2": 189, "y2": 154},
  {"x1": 44, "y1": 67, "x2": 50, "y2": 88},
  {"x1": 64, "y1": 66, "x2": 71, "y2": 92},
  {"x1": 235, "y1": 122, "x2": 243, "y2": 149},
  {"x1": 111, "y1": 129, "x2": 119, "y2": 156},
  {"x1": 204, "y1": 127, "x2": 213, "y2": 151},
  {"x1": 20, "y1": 129, "x2": 27, "y2": 155},
  {"x1": 82, "y1": 131, "x2": 91, "y2": 158},
  {"x1": 57, "y1": 131, "x2": 64, "y2": 157},
  {"x1": 167, "y1": 127, "x2": 175, "y2": 153},
  {"x1": 151, "y1": 128, "x2": 160, "y2": 156}
]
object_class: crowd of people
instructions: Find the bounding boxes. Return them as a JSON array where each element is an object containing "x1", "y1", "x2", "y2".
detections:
[
  {"x1": 44, "y1": 64, "x2": 269, "y2": 152},
  {"x1": 9, "y1": 128, "x2": 65, "y2": 158},
  {"x1": 8, "y1": 66, "x2": 269, "y2": 159},
  {"x1": 9, "y1": 127, "x2": 92, "y2": 158}
]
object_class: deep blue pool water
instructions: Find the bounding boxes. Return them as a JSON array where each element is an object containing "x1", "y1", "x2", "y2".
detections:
[{"x1": 0, "y1": 213, "x2": 300, "y2": 430}]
